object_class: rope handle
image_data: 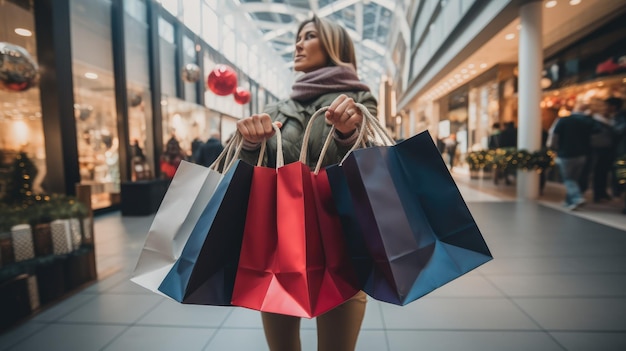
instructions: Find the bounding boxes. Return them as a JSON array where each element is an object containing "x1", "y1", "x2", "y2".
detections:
[
  {"x1": 299, "y1": 103, "x2": 397, "y2": 171},
  {"x1": 209, "y1": 132, "x2": 243, "y2": 172}
]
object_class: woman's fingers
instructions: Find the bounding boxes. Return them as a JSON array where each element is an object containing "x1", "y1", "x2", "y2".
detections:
[
  {"x1": 237, "y1": 114, "x2": 281, "y2": 143},
  {"x1": 325, "y1": 95, "x2": 362, "y2": 135}
]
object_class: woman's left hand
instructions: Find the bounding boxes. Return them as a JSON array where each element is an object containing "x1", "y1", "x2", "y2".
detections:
[{"x1": 325, "y1": 94, "x2": 363, "y2": 136}]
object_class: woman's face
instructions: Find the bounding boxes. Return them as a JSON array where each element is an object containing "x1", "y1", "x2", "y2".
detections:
[{"x1": 294, "y1": 22, "x2": 329, "y2": 73}]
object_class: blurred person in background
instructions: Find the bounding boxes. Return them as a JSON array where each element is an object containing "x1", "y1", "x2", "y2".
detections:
[
  {"x1": 194, "y1": 130, "x2": 224, "y2": 167},
  {"x1": 547, "y1": 101, "x2": 595, "y2": 210}
]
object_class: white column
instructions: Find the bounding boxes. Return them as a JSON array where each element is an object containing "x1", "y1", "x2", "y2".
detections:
[{"x1": 516, "y1": 0, "x2": 543, "y2": 200}]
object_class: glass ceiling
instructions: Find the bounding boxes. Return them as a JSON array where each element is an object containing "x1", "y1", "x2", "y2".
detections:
[{"x1": 235, "y1": 0, "x2": 408, "y2": 94}]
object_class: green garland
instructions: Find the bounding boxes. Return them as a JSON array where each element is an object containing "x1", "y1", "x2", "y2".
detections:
[
  {"x1": 1, "y1": 153, "x2": 89, "y2": 231},
  {"x1": 615, "y1": 154, "x2": 626, "y2": 185},
  {"x1": 466, "y1": 148, "x2": 556, "y2": 172}
]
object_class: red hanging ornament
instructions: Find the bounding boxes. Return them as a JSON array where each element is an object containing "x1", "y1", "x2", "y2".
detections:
[
  {"x1": 233, "y1": 87, "x2": 251, "y2": 105},
  {"x1": 207, "y1": 64, "x2": 238, "y2": 96}
]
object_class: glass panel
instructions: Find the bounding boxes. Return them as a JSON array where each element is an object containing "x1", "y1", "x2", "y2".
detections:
[
  {"x1": 125, "y1": 0, "x2": 154, "y2": 181},
  {"x1": 159, "y1": 17, "x2": 177, "y2": 97},
  {"x1": 0, "y1": 1, "x2": 45, "y2": 199},
  {"x1": 160, "y1": 96, "x2": 220, "y2": 178},
  {"x1": 158, "y1": 17, "x2": 175, "y2": 43},
  {"x1": 160, "y1": 0, "x2": 179, "y2": 17},
  {"x1": 201, "y1": 4, "x2": 219, "y2": 49},
  {"x1": 183, "y1": 35, "x2": 198, "y2": 103},
  {"x1": 71, "y1": 0, "x2": 119, "y2": 210},
  {"x1": 223, "y1": 28, "x2": 236, "y2": 62},
  {"x1": 182, "y1": 0, "x2": 201, "y2": 33}
]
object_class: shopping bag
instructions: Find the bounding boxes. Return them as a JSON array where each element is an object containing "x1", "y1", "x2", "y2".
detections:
[
  {"x1": 326, "y1": 104, "x2": 492, "y2": 306},
  {"x1": 231, "y1": 113, "x2": 359, "y2": 318},
  {"x1": 131, "y1": 136, "x2": 239, "y2": 296},
  {"x1": 157, "y1": 159, "x2": 254, "y2": 304}
]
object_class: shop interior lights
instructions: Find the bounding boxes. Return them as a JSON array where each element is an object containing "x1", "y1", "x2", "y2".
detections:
[{"x1": 14, "y1": 28, "x2": 32, "y2": 37}]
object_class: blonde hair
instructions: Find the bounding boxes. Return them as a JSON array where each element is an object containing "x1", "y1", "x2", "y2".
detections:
[{"x1": 296, "y1": 15, "x2": 358, "y2": 71}]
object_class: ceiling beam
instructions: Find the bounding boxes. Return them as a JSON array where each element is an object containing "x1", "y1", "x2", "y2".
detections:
[
  {"x1": 308, "y1": 0, "x2": 319, "y2": 13},
  {"x1": 355, "y1": 1, "x2": 364, "y2": 39},
  {"x1": 317, "y1": 0, "x2": 360, "y2": 17},
  {"x1": 237, "y1": 2, "x2": 308, "y2": 16}
]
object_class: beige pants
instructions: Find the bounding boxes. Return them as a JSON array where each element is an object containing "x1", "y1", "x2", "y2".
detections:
[{"x1": 261, "y1": 291, "x2": 367, "y2": 351}]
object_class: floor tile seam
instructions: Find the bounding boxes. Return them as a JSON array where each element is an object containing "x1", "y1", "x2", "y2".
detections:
[
  {"x1": 97, "y1": 296, "x2": 166, "y2": 351},
  {"x1": 123, "y1": 322, "x2": 222, "y2": 329},
  {"x1": 546, "y1": 329, "x2": 626, "y2": 333},
  {"x1": 202, "y1": 306, "x2": 235, "y2": 350},
  {"x1": 504, "y1": 292, "x2": 569, "y2": 349},
  {"x1": 0, "y1": 321, "x2": 54, "y2": 351},
  {"x1": 499, "y1": 295, "x2": 626, "y2": 300},
  {"x1": 376, "y1": 299, "x2": 392, "y2": 351},
  {"x1": 480, "y1": 275, "x2": 550, "y2": 332},
  {"x1": 30, "y1": 293, "x2": 99, "y2": 323},
  {"x1": 537, "y1": 202, "x2": 626, "y2": 231},
  {"x1": 382, "y1": 328, "x2": 564, "y2": 332}
]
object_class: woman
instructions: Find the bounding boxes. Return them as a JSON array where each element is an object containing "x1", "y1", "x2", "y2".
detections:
[{"x1": 236, "y1": 15, "x2": 377, "y2": 351}]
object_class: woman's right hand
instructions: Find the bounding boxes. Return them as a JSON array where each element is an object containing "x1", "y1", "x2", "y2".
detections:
[{"x1": 236, "y1": 113, "x2": 283, "y2": 144}]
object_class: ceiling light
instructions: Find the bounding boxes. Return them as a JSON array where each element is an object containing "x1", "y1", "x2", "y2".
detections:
[
  {"x1": 468, "y1": 64, "x2": 475, "y2": 69},
  {"x1": 84, "y1": 72, "x2": 98, "y2": 79},
  {"x1": 516, "y1": 24, "x2": 522, "y2": 30},
  {"x1": 505, "y1": 33, "x2": 515, "y2": 40},
  {"x1": 470, "y1": 70, "x2": 477, "y2": 75},
  {"x1": 545, "y1": 1, "x2": 557, "y2": 8},
  {"x1": 569, "y1": 0, "x2": 581, "y2": 5},
  {"x1": 480, "y1": 63, "x2": 487, "y2": 69},
  {"x1": 14, "y1": 28, "x2": 32, "y2": 37},
  {"x1": 461, "y1": 69, "x2": 468, "y2": 73}
]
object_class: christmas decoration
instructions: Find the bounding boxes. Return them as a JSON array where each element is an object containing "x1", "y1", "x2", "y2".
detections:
[
  {"x1": 182, "y1": 63, "x2": 201, "y2": 83},
  {"x1": 129, "y1": 91, "x2": 143, "y2": 107},
  {"x1": 596, "y1": 58, "x2": 621, "y2": 75},
  {"x1": 7, "y1": 152, "x2": 38, "y2": 205},
  {"x1": 207, "y1": 64, "x2": 237, "y2": 96},
  {"x1": 0, "y1": 42, "x2": 39, "y2": 92},
  {"x1": 466, "y1": 148, "x2": 555, "y2": 172},
  {"x1": 233, "y1": 87, "x2": 251, "y2": 104}
]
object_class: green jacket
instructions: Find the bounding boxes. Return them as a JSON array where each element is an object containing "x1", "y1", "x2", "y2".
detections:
[{"x1": 239, "y1": 90, "x2": 378, "y2": 169}]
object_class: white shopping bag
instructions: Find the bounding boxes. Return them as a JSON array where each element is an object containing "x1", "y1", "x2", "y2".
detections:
[
  {"x1": 130, "y1": 161, "x2": 224, "y2": 295},
  {"x1": 131, "y1": 134, "x2": 243, "y2": 296}
]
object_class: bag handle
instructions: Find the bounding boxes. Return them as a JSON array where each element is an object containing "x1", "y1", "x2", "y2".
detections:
[
  {"x1": 268, "y1": 122, "x2": 284, "y2": 169},
  {"x1": 209, "y1": 122, "x2": 282, "y2": 171},
  {"x1": 335, "y1": 103, "x2": 396, "y2": 166},
  {"x1": 209, "y1": 133, "x2": 243, "y2": 172},
  {"x1": 301, "y1": 103, "x2": 396, "y2": 172},
  {"x1": 299, "y1": 106, "x2": 336, "y2": 174}
]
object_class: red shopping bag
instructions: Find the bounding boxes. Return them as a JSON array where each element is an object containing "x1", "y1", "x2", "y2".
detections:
[{"x1": 231, "y1": 112, "x2": 359, "y2": 318}]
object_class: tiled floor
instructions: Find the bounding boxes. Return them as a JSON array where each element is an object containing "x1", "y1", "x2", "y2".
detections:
[{"x1": 1, "y1": 174, "x2": 625, "y2": 351}]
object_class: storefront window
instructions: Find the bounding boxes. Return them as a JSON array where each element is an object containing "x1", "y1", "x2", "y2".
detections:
[
  {"x1": 161, "y1": 96, "x2": 220, "y2": 157},
  {"x1": 71, "y1": 0, "x2": 120, "y2": 209},
  {"x1": 468, "y1": 81, "x2": 499, "y2": 150},
  {"x1": 0, "y1": 1, "x2": 45, "y2": 198}
]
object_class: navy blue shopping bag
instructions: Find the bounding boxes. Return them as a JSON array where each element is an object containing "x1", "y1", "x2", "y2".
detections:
[{"x1": 327, "y1": 130, "x2": 492, "y2": 306}]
